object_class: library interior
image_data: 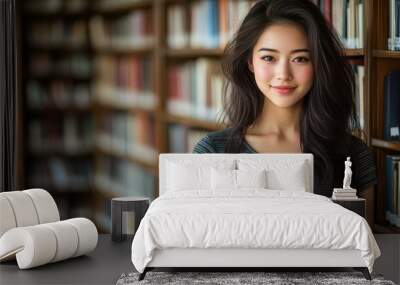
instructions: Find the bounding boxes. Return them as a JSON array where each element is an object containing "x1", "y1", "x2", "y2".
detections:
[{"x1": 4, "y1": 0, "x2": 400, "y2": 235}]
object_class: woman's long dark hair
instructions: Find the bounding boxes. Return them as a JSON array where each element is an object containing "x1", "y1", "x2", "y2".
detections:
[{"x1": 221, "y1": 0, "x2": 359, "y2": 185}]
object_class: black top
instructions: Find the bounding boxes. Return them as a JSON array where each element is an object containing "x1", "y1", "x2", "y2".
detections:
[{"x1": 192, "y1": 128, "x2": 377, "y2": 197}]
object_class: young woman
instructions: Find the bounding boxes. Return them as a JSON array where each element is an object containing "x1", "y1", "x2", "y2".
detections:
[{"x1": 193, "y1": 0, "x2": 377, "y2": 225}]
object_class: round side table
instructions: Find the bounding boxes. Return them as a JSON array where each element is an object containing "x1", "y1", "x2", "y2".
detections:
[{"x1": 111, "y1": 197, "x2": 150, "y2": 242}]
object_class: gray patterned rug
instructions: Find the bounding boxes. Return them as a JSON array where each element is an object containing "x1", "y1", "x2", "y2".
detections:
[{"x1": 116, "y1": 271, "x2": 396, "y2": 285}]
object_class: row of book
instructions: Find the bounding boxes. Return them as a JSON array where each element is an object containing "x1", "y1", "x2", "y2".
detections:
[
  {"x1": 388, "y1": 0, "x2": 400, "y2": 51},
  {"x1": 93, "y1": 55, "x2": 155, "y2": 109},
  {"x1": 89, "y1": 10, "x2": 153, "y2": 49},
  {"x1": 28, "y1": 158, "x2": 92, "y2": 192},
  {"x1": 93, "y1": 55, "x2": 153, "y2": 92},
  {"x1": 29, "y1": 20, "x2": 88, "y2": 48},
  {"x1": 386, "y1": 155, "x2": 400, "y2": 227},
  {"x1": 353, "y1": 65, "x2": 365, "y2": 130},
  {"x1": 331, "y1": 188, "x2": 358, "y2": 200},
  {"x1": 167, "y1": 0, "x2": 254, "y2": 49},
  {"x1": 29, "y1": 116, "x2": 93, "y2": 153},
  {"x1": 27, "y1": 80, "x2": 91, "y2": 109},
  {"x1": 94, "y1": 156, "x2": 156, "y2": 199},
  {"x1": 96, "y1": 111, "x2": 157, "y2": 163},
  {"x1": 168, "y1": 59, "x2": 224, "y2": 121},
  {"x1": 30, "y1": 53, "x2": 92, "y2": 78},
  {"x1": 384, "y1": 70, "x2": 400, "y2": 141},
  {"x1": 312, "y1": 0, "x2": 364, "y2": 49},
  {"x1": 24, "y1": 0, "x2": 88, "y2": 14},
  {"x1": 168, "y1": 124, "x2": 209, "y2": 154}
]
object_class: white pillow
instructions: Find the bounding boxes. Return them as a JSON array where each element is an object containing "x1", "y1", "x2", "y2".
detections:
[
  {"x1": 237, "y1": 169, "x2": 267, "y2": 188},
  {"x1": 238, "y1": 159, "x2": 309, "y2": 192},
  {"x1": 266, "y1": 164, "x2": 307, "y2": 191},
  {"x1": 211, "y1": 168, "x2": 267, "y2": 190},
  {"x1": 166, "y1": 159, "x2": 236, "y2": 192},
  {"x1": 211, "y1": 168, "x2": 236, "y2": 189},
  {"x1": 167, "y1": 162, "x2": 210, "y2": 191}
]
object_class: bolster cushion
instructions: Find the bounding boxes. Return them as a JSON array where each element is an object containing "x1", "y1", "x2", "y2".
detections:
[
  {"x1": 0, "y1": 218, "x2": 98, "y2": 269},
  {"x1": 0, "y1": 189, "x2": 60, "y2": 237}
]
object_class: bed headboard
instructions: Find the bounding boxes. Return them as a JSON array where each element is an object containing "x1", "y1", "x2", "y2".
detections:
[{"x1": 159, "y1": 153, "x2": 314, "y2": 196}]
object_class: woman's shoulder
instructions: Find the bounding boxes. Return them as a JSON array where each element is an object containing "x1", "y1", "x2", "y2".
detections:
[
  {"x1": 348, "y1": 135, "x2": 375, "y2": 162},
  {"x1": 192, "y1": 128, "x2": 234, "y2": 153}
]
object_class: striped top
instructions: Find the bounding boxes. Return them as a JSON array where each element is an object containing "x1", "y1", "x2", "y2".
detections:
[{"x1": 193, "y1": 128, "x2": 377, "y2": 197}]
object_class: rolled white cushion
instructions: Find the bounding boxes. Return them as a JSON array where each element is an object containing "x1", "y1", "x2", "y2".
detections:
[
  {"x1": 0, "y1": 218, "x2": 98, "y2": 269},
  {"x1": 23, "y1": 189, "x2": 60, "y2": 224},
  {"x1": 0, "y1": 191, "x2": 39, "y2": 227},
  {"x1": 42, "y1": 221, "x2": 79, "y2": 262},
  {"x1": 0, "y1": 195, "x2": 17, "y2": 237},
  {"x1": 0, "y1": 226, "x2": 57, "y2": 269},
  {"x1": 65, "y1": 218, "x2": 98, "y2": 257}
]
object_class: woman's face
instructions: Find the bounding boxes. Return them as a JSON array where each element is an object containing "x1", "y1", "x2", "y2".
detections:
[{"x1": 250, "y1": 23, "x2": 314, "y2": 108}]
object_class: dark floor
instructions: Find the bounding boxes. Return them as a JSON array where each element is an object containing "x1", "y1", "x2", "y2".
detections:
[{"x1": 0, "y1": 234, "x2": 399, "y2": 285}]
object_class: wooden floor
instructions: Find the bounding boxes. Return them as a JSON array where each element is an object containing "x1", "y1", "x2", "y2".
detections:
[{"x1": 0, "y1": 234, "x2": 398, "y2": 284}]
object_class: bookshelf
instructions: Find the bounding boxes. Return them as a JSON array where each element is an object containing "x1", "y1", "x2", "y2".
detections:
[
  {"x1": 19, "y1": 0, "x2": 94, "y2": 220},
  {"x1": 18, "y1": 0, "x2": 400, "y2": 233},
  {"x1": 368, "y1": 1, "x2": 400, "y2": 233}
]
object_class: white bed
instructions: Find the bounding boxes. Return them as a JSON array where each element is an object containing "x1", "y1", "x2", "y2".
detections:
[{"x1": 131, "y1": 154, "x2": 381, "y2": 280}]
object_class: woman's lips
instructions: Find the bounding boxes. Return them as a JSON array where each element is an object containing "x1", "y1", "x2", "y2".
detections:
[{"x1": 271, "y1": 86, "x2": 296, "y2": 95}]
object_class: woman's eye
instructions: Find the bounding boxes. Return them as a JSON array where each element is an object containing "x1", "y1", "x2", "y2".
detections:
[
  {"x1": 293, "y1": 57, "x2": 309, "y2": 63},
  {"x1": 261, "y1": 55, "x2": 275, "y2": 62}
]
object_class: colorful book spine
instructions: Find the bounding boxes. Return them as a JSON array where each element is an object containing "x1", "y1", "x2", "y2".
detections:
[{"x1": 383, "y1": 70, "x2": 400, "y2": 141}]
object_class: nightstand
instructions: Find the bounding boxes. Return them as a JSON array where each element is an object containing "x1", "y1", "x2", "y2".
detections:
[
  {"x1": 331, "y1": 198, "x2": 366, "y2": 218},
  {"x1": 111, "y1": 197, "x2": 150, "y2": 242}
]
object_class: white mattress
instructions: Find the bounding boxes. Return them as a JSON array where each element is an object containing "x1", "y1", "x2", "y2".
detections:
[{"x1": 131, "y1": 190, "x2": 381, "y2": 273}]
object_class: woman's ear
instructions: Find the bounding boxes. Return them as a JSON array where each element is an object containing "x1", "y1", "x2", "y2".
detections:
[{"x1": 248, "y1": 59, "x2": 254, "y2": 73}]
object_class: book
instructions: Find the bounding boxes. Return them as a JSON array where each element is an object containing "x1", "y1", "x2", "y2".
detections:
[
  {"x1": 388, "y1": 0, "x2": 400, "y2": 51},
  {"x1": 386, "y1": 155, "x2": 400, "y2": 227},
  {"x1": 334, "y1": 188, "x2": 357, "y2": 193},
  {"x1": 383, "y1": 70, "x2": 400, "y2": 141}
]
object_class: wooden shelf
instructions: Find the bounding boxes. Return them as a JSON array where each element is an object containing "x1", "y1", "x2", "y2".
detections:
[
  {"x1": 371, "y1": 138, "x2": 400, "y2": 151},
  {"x1": 166, "y1": 48, "x2": 224, "y2": 58},
  {"x1": 344, "y1": 48, "x2": 364, "y2": 57},
  {"x1": 27, "y1": 73, "x2": 91, "y2": 81},
  {"x1": 94, "y1": 0, "x2": 153, "y2": 14},
  {"x1": 163, "y1": 113, "x2": 223, "y2": 130},
  {"x1": 373, "y1": 50, "x2": 400, "y2": 58},
  {"x1": 93, "y1": 45, "x2": 154, "y2": 55},
  {"x1": 95, "y1": 146, "x2": 157, "y2": 173},
  {"x1": 374, "y1": 223, "x2": 400, "y2": 234},
  {"x1": 28, "y1": 148, "x2": 93, "y2": 157},
  {"x1": 23, "y1": 10, "x2": 90, "y2": 19},
  {"x1": 28, "y1": 106, "x2": 92, "y2": 114},
  {"x1": 28, "y1": 184, "x2": 92, "y2": 193},
  {"x1": 94, "y1": 99, "x2": 155, "y2": 114},
  {"x1": 29, "y1": 44, "x2": 90, "y2": 53}
]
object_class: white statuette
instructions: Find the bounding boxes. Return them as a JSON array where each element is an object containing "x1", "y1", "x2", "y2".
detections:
[{"x1": 343, "y1": 157, "x2": 354, "y2": 190}]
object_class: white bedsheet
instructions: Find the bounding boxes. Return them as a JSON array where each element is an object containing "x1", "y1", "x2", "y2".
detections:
[{"x1": 131, "y1": 190, "x2": 380, "y2": 273}]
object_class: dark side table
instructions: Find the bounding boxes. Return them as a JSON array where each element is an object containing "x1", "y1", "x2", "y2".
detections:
[
  {"x1": 331, "y1": 198, "x2": 366, "y2": 218},
  {"x1": 111, "y1": 197, "x2": 150, "y2": 242}
]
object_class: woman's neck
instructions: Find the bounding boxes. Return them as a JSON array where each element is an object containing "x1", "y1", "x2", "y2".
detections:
[{"x1": 248, "y1": 99, "x2": 302, "y2": 138}]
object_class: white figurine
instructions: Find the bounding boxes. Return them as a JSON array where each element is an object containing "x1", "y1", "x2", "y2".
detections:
[{"x1": 343, "y1": 157, "x2": 353, "y2": 189}]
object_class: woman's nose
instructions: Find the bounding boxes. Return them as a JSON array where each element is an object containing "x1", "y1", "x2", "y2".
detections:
[{"x1": 275, "y1": 60, "x2": 293, "y2": 81}]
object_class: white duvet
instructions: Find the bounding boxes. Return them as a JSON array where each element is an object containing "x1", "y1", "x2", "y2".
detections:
[{"x1": 131, "y1": 190, "x2": 380, "y2": 273}]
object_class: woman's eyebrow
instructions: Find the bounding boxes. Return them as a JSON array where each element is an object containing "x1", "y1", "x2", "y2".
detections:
[{"x1": 257, "y1": 48, "x2": 310, "y2": 53}]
